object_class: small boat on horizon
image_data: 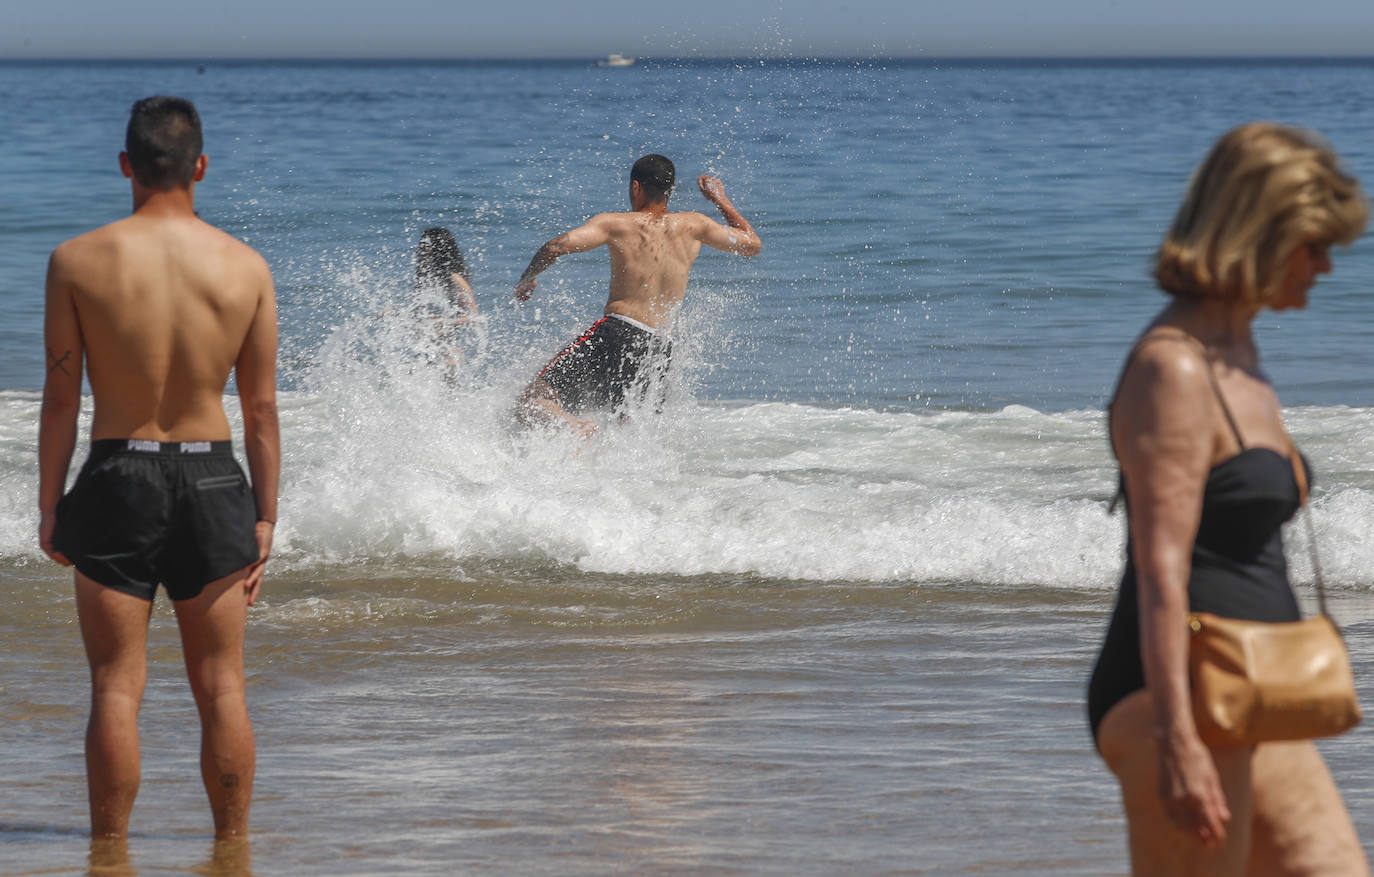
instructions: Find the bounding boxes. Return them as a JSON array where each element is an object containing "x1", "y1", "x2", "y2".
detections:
[{"x1": 596, "y1": 54, "x2": 635, "y2": 68}]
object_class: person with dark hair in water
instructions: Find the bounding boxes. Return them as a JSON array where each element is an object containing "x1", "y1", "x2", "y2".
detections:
[
  {"x1": 39, "y1": 95, "x2": 278, "y2": 840},
  {"x1": 413, "y1": 227, "x2": 479, "y2": 378},
  {"x1": 415, "y1": 227, "x2": 477, "y2": 315},
  {"x1": 628, "y1": 153, "x2": 675, "y2": 202},
  {"x1": 513, "y1": 154, "x2": 761, "y2": 435}
]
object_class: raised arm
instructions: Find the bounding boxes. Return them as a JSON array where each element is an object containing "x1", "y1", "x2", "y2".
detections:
[
  {"x1": 234, "y1": 256, "x2": 280, "y2": 605},
  {"x1": 514, "y1": 217, "x2": 614, "y2": 301},
  {"x1": 38, "y1": 245, "x2": 84, "y2": 565},
  {"x1": 1113, "y1": 338, "x2": 1230, "y2": 849},
  {"x1": 696, "y1": 175, "x2": 762, "y2": 256}
]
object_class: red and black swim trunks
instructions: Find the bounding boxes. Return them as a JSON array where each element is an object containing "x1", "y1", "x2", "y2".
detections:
[{"x1": 537, "y1": 313, "x2": 673, "y2": 413}]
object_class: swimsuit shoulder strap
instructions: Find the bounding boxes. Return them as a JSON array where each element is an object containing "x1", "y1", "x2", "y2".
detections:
[{"x1": 1194, "y1": 347, "x2": 1247, "y2": 453}]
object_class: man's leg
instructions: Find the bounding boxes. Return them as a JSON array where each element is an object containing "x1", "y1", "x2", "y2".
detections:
[
  {"x1": 517, "y1": 376, "x2": 596, "y2": 437},
  {"x1": 171, "y1": 567, "x2": 255, "y2": 839},
  {"x1": 75, "y1": 572, "x2": 154, "y2": 838}
]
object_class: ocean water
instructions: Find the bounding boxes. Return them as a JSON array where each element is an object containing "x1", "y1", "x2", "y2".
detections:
[{"x1": 2, "y1": 58, "x2": 1374, "y2": 874}]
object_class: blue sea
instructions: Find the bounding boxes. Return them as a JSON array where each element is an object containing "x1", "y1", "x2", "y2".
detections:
[{"x1": 2, "y1": 58, "x2": 1374, "y2": 875}]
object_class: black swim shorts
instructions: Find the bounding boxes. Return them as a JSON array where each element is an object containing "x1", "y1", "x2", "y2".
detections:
[
  {"x1": 53, "y1": 439, "x2": 259, "y2": 601},
  {"x1": 538, "y1": 314, "x2": 673, "y2": 413}
]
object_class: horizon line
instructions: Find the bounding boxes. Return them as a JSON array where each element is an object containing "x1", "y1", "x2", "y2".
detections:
[{"x1": 4, "y1": 53, "x2": 1374, "y2": 63}]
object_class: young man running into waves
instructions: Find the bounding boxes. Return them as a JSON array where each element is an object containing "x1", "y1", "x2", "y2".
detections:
[
  {"x1": 514, "y1": 154, "x2": 761, "y2": 434},
  {"x1": 38, "y1": 96, "x2": 280, "y2": 840}
]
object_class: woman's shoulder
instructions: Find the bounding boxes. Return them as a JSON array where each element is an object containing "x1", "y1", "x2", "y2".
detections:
[
  {"x1": 1118, "y1": 328, "x2": 1212, "y2": 392},
  {"x1": 1110, "y1": 328, "x2": 1218, "y2": 430}
]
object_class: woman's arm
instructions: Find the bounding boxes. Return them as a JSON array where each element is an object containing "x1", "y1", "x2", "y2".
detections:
[
  {"x1": 1113, "y1": 336, "x2": 1231, "y2": 848},
  {"x1": 451, "y1": 274, "x2": 478, "y2": 316}
]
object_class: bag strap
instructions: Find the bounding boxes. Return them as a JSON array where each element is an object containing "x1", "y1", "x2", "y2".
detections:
[
  {"x1": 1192, "y1": 341, "x2": 1331, "y2": 619},
  {"x1": 1304, "y1": 505, "x2": 1330, "y2": 617}
]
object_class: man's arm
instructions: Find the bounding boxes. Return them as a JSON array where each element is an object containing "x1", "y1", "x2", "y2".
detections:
[
  {"x1": 235, "y1": 257, "x2": 280, "y2": 605},
  {"x1": 696, "y1": 175, "x2": 762, "y2": 257},
  {"x1": 514, "y1": 216, "x2": 613, "y2": 301},
  {"x1": 38, "y1": 246, "x2": 84, "y2": 565}
]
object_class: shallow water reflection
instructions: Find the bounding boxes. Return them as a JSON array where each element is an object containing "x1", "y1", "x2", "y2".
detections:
[{"x1": 5, "y1": 571, "x2": 1372, "y2": 874}]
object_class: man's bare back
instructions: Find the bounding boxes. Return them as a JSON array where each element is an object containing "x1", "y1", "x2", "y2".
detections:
[
  {"x1": 514, "y1": 160, "x2": 760, "y2": 432},
  {"x1": 516, "y1": 174, "x2": 760, "y2": 328},
  {"x1": 48, "y1": 210, "x2": 276, "y2": 442}
]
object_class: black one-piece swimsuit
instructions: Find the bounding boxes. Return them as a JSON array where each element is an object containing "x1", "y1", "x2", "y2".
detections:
[{"x1": 1086, "y1": 377, "x2": 1308, "y2": 742}]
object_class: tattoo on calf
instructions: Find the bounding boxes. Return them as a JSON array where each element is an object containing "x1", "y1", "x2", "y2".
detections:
[
  {"x1": 219, "y1": 773, "x2": 239, "y2": 789},
  {"x1": 47, "y1": 348, "x2": 73, "y2": 376}
]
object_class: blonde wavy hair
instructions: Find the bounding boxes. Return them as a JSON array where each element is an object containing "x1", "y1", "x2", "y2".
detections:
[{"x1": 1155, "y1": 122, "x2": 1369, "y2": 305}]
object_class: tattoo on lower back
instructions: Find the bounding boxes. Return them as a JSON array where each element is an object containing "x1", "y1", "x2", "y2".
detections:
[
  {"x1": 47, "y1": 348, "x2": 72, "y2": 376},
  {"x1": 220, "y1": 773, "x2": 239, "y2": 788}
]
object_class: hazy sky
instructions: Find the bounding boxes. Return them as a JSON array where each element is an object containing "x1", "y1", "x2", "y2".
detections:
[{"x1": 5, "y1": 0, "x2": 1374, "y2": 59}]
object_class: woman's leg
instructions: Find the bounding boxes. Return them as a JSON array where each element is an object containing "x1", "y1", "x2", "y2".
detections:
[
  {"x1": 1098, "y1": 689, "x2": 1255, "y2": 876},
  {"x1": 1247, "y1": 740, "x2": 1368, "y2": 877}
]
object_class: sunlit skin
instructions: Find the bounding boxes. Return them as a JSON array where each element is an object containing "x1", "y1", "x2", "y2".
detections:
[
  {"x1": 514, "y1": 173, "x2": 761, "y2": 434},
  {"x1": 430, "y1": 272, "x2": 478, "y2": 374},
  {"x1": 38, "y1": 140, "x2": 279, "y2": 840},
  {"x1": 1270, "y1": 242, "x2": 1331, "y2": 311}
]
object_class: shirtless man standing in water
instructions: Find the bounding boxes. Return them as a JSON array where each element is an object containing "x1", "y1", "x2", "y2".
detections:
[
  {"x1": 514, "y1": 154, "x2": 761, "y2": 433},
  {"x1": 38, "y1": 96, "x2": 279, "y2": 839}
]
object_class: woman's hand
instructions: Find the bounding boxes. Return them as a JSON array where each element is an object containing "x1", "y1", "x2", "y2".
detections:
[{"x1": 1158, "y1": 731, "x2": 1231, "y2": 847}]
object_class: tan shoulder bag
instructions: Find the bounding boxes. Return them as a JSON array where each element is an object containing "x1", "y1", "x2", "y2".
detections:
[{"x1": 1189, "y1": 492, "x2": 1362, "y2": 746}]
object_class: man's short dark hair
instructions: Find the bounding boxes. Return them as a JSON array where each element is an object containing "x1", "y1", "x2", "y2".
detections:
[
  {"x1": 125, "y1": 96, "x2": 203, "y2": 190},
  {"x1": 631, "y1": 154, "x2": 675, "y2": 202}
]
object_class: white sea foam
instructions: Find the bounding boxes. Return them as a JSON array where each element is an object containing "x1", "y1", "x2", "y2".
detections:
[
  {"x1": 5, "y1": 369, "x2": 1372, "y2": 589},
  {"x1": 6, "y1": 263, "x2": 1372, "y2": 589}
]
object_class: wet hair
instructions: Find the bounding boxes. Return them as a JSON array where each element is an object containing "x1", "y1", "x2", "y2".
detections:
[
  {"x1": 1155, "y1": 122, "x2": 1369, "y2": 306},
  {"x1": 631, "y1": 154, "x2": 675, "y2": 202},
  {"x1": 125, "y1": 96, "x2": 204, "y2": 190},
  {"x1": 415, "y1": 227, "x2": 471, "y2": 305}
]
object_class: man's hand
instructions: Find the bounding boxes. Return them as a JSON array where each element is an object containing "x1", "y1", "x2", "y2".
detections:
[
  {"x1": 244, "y1": 520, "x2": 274, "y2": 606},
  {"x1": 39, "y1": 509, "x2": 72, "y2": 566},
  {"x1": 514, "y1": 278, "x2": 537, "y2": 301},
  {"x1": 699, "y1": 175, "x2": 727, "y2": 204},
  {"x1": 694, "y1": 175, "x2": 761, "y2": 257}
]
